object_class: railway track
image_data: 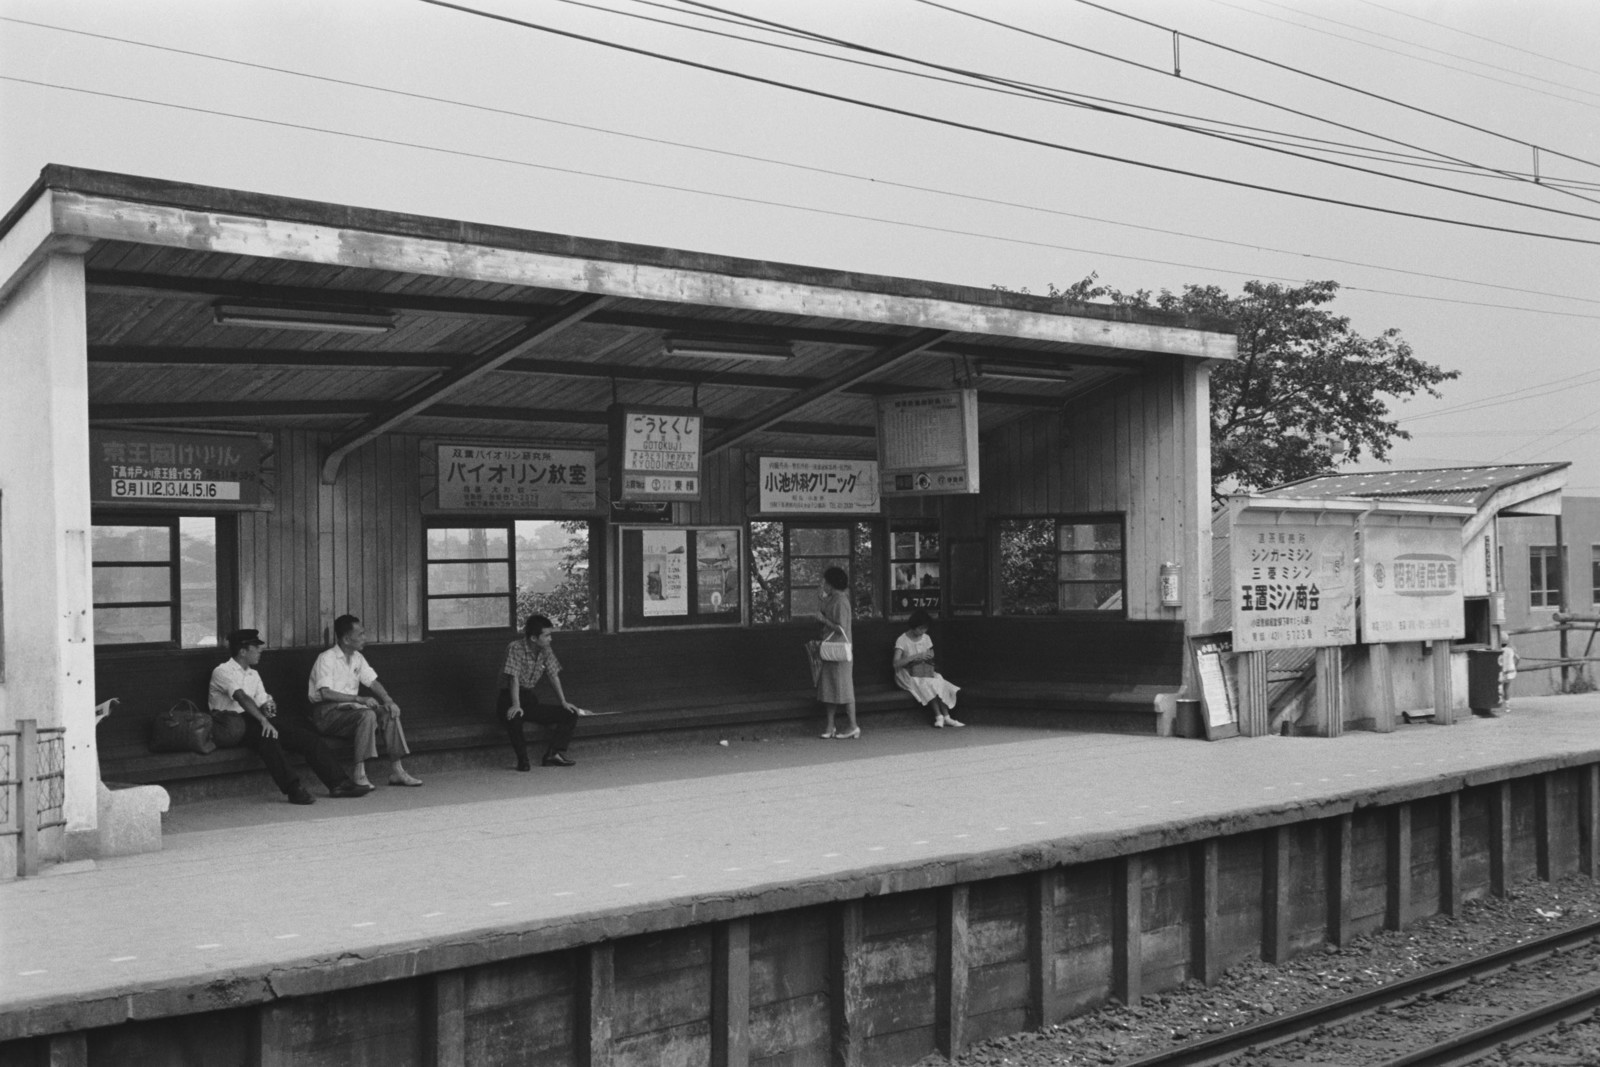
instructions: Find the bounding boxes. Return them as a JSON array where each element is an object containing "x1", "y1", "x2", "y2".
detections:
[{"x1": 1115, "y1": 917, "x2": 1600, "y2": 1067}]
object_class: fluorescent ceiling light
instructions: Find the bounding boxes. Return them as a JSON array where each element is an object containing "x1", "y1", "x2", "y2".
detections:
[
  {"x1": 976, "y1": 361, "x2": 1075, "y2": 383},
  {"x1": 213, "y1": 303, "x2": 396, "y2": 334},
  {"x1": 663, "y1": 335, "x2": 793, "y2": 361}
]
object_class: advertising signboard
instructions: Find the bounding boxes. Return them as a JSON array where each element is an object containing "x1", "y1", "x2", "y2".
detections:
[
  {"x1": 1231, "y1": 516, "x2": 1358, "y2": 651},
  {"x1": 431, "y1": 444, "x2": 595, "y2": 512},
  {"x1": 1361, "y1": 519, "x2": 1466, "y2": 643},
  {"x1": 876, "y1": 390, "x2": 979, "y2": 497},
  {"x1": 609, "y1": 405, "x2": 704, "y2": 503},
  {"x1": 90, "y1": 429, "x2": 269, "y2": 508},
  {"x1": 758, "y1": 456, "x2": 878, "y2": 514}
]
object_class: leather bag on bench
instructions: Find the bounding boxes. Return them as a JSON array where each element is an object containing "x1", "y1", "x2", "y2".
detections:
[{"x1": 150, "y1": 699, "x2": 216, "y2": 756}]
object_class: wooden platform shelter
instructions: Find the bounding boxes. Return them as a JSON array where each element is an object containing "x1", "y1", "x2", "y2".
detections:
[{"x1": 0, "y1": 166, "x2": 1236, "y2": 871}]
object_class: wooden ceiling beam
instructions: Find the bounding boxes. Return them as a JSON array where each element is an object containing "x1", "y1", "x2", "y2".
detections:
[
  {"x1": 320, "y1": 294, "x2": 611, "y2": 483},
  {"x1": 705, "y1": 330, "x2": 950, "y2": 456}
]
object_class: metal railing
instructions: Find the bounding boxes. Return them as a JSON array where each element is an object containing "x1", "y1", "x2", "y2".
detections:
[{"x1": 0, "y1": 720, "x2": 68, "y2": 877}]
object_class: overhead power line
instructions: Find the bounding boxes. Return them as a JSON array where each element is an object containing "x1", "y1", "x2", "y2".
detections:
[
  {"x1": 678, "y1": 0, "x2": 1600, "y2": 216},
  {"x1": 1350, "y1": 0, "x2": 1600, "y2": 81},
  {"x1": 1066, "y1": 0, "x2": 1600, "y2": 174},
  {"x1": 417, "y1": 0, "x2": 1600, "y2": 246},
  {"x1": 5, "y1": 16, "x2": 1597, "y2": 314}
]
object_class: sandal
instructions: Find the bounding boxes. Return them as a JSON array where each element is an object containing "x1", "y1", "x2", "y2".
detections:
[{"x1": 820, "y1": 727, "x2": 837, "y2": 739}]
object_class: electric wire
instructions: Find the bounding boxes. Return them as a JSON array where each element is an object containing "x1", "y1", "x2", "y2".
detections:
[
  {"x1": 4, "y1": 17, "x2": 1596, "y2": 312},
  {"x1": 1066, "y1": 0, "x2": 1600, "y2": 174},
  {"x1": 416, "y1": 0, "x2": 1600, "y2": 247},
  {"x1": 1402, "y1": 369, "x2": 1600, "y2": 423},
  {"x1": 1350, "y1": 0, "x2": 1600, "y2": 81},
  {"x1": 680, "y1": 0, "x2": 1600, "y2": 216},
  {"x1": 1200, "y1": 0, "x2": 1600, "y2": 107}
]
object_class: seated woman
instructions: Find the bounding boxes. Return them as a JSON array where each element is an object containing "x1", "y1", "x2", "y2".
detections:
[{"x1": 892, "y1": 609, "x2": 964, "y2": 728}]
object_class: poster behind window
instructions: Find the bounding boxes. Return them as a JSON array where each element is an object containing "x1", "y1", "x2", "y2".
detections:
[
  {"x1": 696, "y1": 529, "x2": 740, "y2": 615},
  {"x1": 642, "y1": 529, "x2": 688, "y2": 616}
]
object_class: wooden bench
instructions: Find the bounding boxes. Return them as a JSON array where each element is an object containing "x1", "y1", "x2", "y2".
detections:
[{"x1": 93, "y1": 617, "x2": 1185, "y2": 790}]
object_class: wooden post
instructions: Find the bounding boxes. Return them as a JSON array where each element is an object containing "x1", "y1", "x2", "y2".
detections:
[
  {"x1": 1386, "y1": 805, "x2": 1412, "y2": 931},
  {"x1": 258, "y1": 1000, "x2": 296, "y2": 1067},
  {"x1": 1535, "y1": 775, "x2": 1554, "y2": 882},
  {"x1": 1489, "y1": 782, "x2": 1512, "y2": 898},
  {"x1": 1441, "y1": 793, "x2": 1462, "y2": 917},
  {"x1": 712, "y1": 919, "x2": 751, "y2": 1067},
  {"x1": 1112, "y1": 856, "x2": 1142, "y2": 1006},
  {"x1": 578, "y1": 943, "x2": 615, "y2": 1067},
  {"x1": 1312, "y1": 648, "x2": 1344, "y2": 737},
  {"x1": 935, "y1": 885, "x2": 970, "y2": 1059},
  {"x1": 47, "y1": 1033, "x2": 87, "y2": 1067},
  {"x1": 1581, "y1": 764, "x2": 1600, "y2": 880},
  {"x1": 1326, "y1": 814, "x2": 1353, "y2": 947},
  {"x1": 1027, "y1": 869, "x2": 1061, "y2": 1028},
  {"x1": 1369, "y1": 644, "x2": 1396, "y2": 733},
  {"x1": 1190, "y1": 840, "x2": 1222, "y2": 985},
  {"x1": 1432, "y1": 640, "x2": 1454, "y2": 725},
  {"x1": 829, "y1": 901, "x2": 865, "y2": 1067},
  {"x1": 1237, "y1": 652, "x2": 1269, "y2": 736},
  {"x1": 1262, "y1": 827, "x2": 1291, "y2": 964},
  {"x1": 18, "y1": 719, "x2": 38, "y2": 877},
  {"x1": 428, "y1": 971, "x2": 466, "y2": 1067}
]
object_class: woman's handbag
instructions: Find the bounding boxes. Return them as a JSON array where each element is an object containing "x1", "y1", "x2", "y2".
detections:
[{"x1": 819, "y1": 635, "x2": 853, "y2": 662}]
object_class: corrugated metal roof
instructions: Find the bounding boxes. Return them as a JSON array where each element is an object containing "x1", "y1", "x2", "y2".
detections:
[{"x1": 1257, "y1": 464, "x2": 1569, "y2": 510}]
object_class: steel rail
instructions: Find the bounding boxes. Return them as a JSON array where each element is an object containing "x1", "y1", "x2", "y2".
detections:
[
  {"x1": 1379, "y1": 980, "x2": 1600, "y2": 1066},
  {"x1": 1114, "y1": 917, "x2": 1600, "y2": 1067}
]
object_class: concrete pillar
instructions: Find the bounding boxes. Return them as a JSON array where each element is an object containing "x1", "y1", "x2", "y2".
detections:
[{"x1": 0, "y1": 249, "x2": 96, "y2": 860}]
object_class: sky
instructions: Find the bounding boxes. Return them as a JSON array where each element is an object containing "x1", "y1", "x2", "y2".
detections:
[{"x1": 2, "y1": 0, "x2": 1598, "y2": 487}]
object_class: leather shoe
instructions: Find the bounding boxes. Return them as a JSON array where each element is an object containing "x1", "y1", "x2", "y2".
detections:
[
  {"x1": 330, "y1": 780, "x2": 374, "y2": 798},
  {"x1": 287, "y1": 786, "x2": 315, "y2": 805},
  {"x1": 542, "y1": 752, "x2": 576, "y2": 767}
]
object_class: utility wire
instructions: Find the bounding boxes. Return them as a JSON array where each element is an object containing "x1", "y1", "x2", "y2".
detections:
[
  {"x1": 7, "y1": 73, "x2": 1597, "y2": 322},
  {"x1": 1351, "y1": 0, "x2": 1600, "y2": 81},
  {"x1": 1203, "y1": 0, "x2": 1600, "y2": 107},
  {"x1": 682, "y1": 0, "x2": 1600, "y2": 216},
  {"x1": 1067, "y1": 0, "x2": 1600, "y2": 174},
  {"x1": 418, "y1": 0, "x2": 1600, "y2": 246},
  {"x1": 1403, "y1": 369, "x2": 1600, "y2": 423},
  {"x1": 6, "y1": 16, "x2": 1595, "y2": 310}
]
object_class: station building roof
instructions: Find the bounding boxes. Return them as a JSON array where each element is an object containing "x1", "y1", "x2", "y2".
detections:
[{"x1": 0, "y1": 166, "x2": 1237, "y2": 471}]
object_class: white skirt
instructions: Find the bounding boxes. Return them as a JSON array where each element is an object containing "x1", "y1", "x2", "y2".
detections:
[{"x1": 895, "y1": 668, "x2": 960, "y2": 709}]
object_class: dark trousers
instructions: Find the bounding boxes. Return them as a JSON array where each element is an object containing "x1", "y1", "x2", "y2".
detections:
[
  {"x1": 497, "y1": 689, "x2": 577, "y2": 761},
  {"x1": 239, "y1": 713, "x2": 348, "y2": 795}
]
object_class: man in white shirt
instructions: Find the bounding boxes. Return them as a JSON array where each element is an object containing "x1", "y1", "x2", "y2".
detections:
[
  {"x1": 307, "y1": 614, "x2": 421, "y2": 788},
  {"x1": 209, "y1": 629, "x2": 372, "y2": 803}
]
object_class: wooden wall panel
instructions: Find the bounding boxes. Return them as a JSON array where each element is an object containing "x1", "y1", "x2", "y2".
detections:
[
  {"x1": 1410, "y1": 799, "x2": 1443, "y2": 925},
  {"x1": 750, "y1": 907, "x2": 830, "y2": 1067},
  {"x1": 1286, "y1": 821, "x2": 1328, "y2": 954},
  {"x1": 965, "y1": 877, "x2": 1030, "y2": 1047},
  {"x1": 1510, "y1": 778, "x2": 1539, "y2": 883},
  {"x1": 1215, "y1": 834, "x2": 1263, "y2": 972},
  {"x1": 1348, "y1": 809, "x2": 1388, "y2": 938},
  {"x1": 1460, "y1": 787, "x2": 1492, "y2": 900},
  {"x1": 860, "y1": 891, "x2": 938, "y2": 1066},
  {"x1": 464, "y1": 952, "x2": 578, "y2": 1067},
  {"x1": 1055, "y1": 860, "x2": 1114, "y2": 1015}
]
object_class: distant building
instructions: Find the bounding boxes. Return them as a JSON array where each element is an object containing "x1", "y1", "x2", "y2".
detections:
[{"x1": 1496, "y1": 496, "x2": 1600, "y2": 696}]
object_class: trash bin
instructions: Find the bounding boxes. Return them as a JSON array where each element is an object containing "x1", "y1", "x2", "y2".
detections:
[{"x1": 1465, "y1": 646, "x2": 1504, "y2": 714}]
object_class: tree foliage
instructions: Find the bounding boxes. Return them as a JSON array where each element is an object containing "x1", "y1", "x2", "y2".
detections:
[
  {"x1": 515, "y1": 520, "x2": 591, "y2": 630},
  {"x1": 1008, "y1": 276, "x2": 1459, "y2": 496}
]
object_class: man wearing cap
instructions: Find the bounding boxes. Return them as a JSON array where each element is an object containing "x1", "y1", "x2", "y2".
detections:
[
  {"x1": 209, "y1": 629, "x2": 372, "y2": 804},
  {"x1": 307, "y1": 614, "x2": 422, "y2": 789}
]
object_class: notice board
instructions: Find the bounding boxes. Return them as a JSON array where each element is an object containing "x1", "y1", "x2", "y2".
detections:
[
  {"x1": 618, "y1": 526, "x2": 743, "y2": 630},
  {"x1": 1189, "y1": 632, "x2": 1240, "y2": 740}
]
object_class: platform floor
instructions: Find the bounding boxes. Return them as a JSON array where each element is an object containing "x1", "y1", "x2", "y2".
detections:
[{"x1": 5, "y1": 695, "x2": 1600, "y2": 1033}]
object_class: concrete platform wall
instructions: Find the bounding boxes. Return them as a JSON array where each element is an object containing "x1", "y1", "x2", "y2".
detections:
[{"x1": 6, "y1": 763, "x2": 1598, "y2": 1067}]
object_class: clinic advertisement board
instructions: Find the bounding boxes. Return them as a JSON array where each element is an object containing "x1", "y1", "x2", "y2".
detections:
[
  {"x1": 876, "y1": 389, "x2": 980, "y2": 497},
  {"x1": 609, "y1": 404, "x2": 704, "y2": 503},
  {"x1": 431, "y1": 444, "x2": 596, "y2": 512},
  {"x1": 90, "y1": 429, "x2": 270, "y2": 508},
  {"x1": 758, "y1": 456, "x2": 879, "y2": 514},
  {"x1": 1361, "y1": 520, "x2": 1466, "y2": 643},
  {"x1": 1230, "y1": 515, "x2": 1357, "y2": 651}
]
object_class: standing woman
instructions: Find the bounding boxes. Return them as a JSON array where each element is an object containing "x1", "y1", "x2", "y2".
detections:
[
  {"x1": 811, "y1": 566, "x2": 859, "y2": 739},
  {"x1": 499, "y1": 614, "x2": 589, "y2": 769}
]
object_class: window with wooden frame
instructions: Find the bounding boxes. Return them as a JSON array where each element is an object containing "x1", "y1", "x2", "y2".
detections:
[
  {"x1": 1530, "y1": 545, "x2": 1561, "y2": 609},
  {"x1": 91, "y1": 515, "x2": 219, "y2": 648},
  {"x1": 425, "y1": 519, "x2": 595, "y2": 634},
  {"x1": 996, "y1": 515, "x2": 1126, "y2": 616},
  {"x1": 748, "y1": 520, "x2": 879, "y2": 624}
]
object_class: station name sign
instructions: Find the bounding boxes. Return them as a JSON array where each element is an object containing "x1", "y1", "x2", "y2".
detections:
[
  {"x1": 876, "y1": 390, "x2": 980, "y2": 497},
  {"x1": 609, "y1": 404, "x2": 704, "y2": 503},
  {"x1": 90, "y1": 429, "x2": 269, "y2": 509}
]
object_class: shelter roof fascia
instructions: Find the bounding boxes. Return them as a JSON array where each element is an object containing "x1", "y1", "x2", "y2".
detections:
[{"x1": 0, "y1": 166, "x2": 1237, "y2": 361}]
